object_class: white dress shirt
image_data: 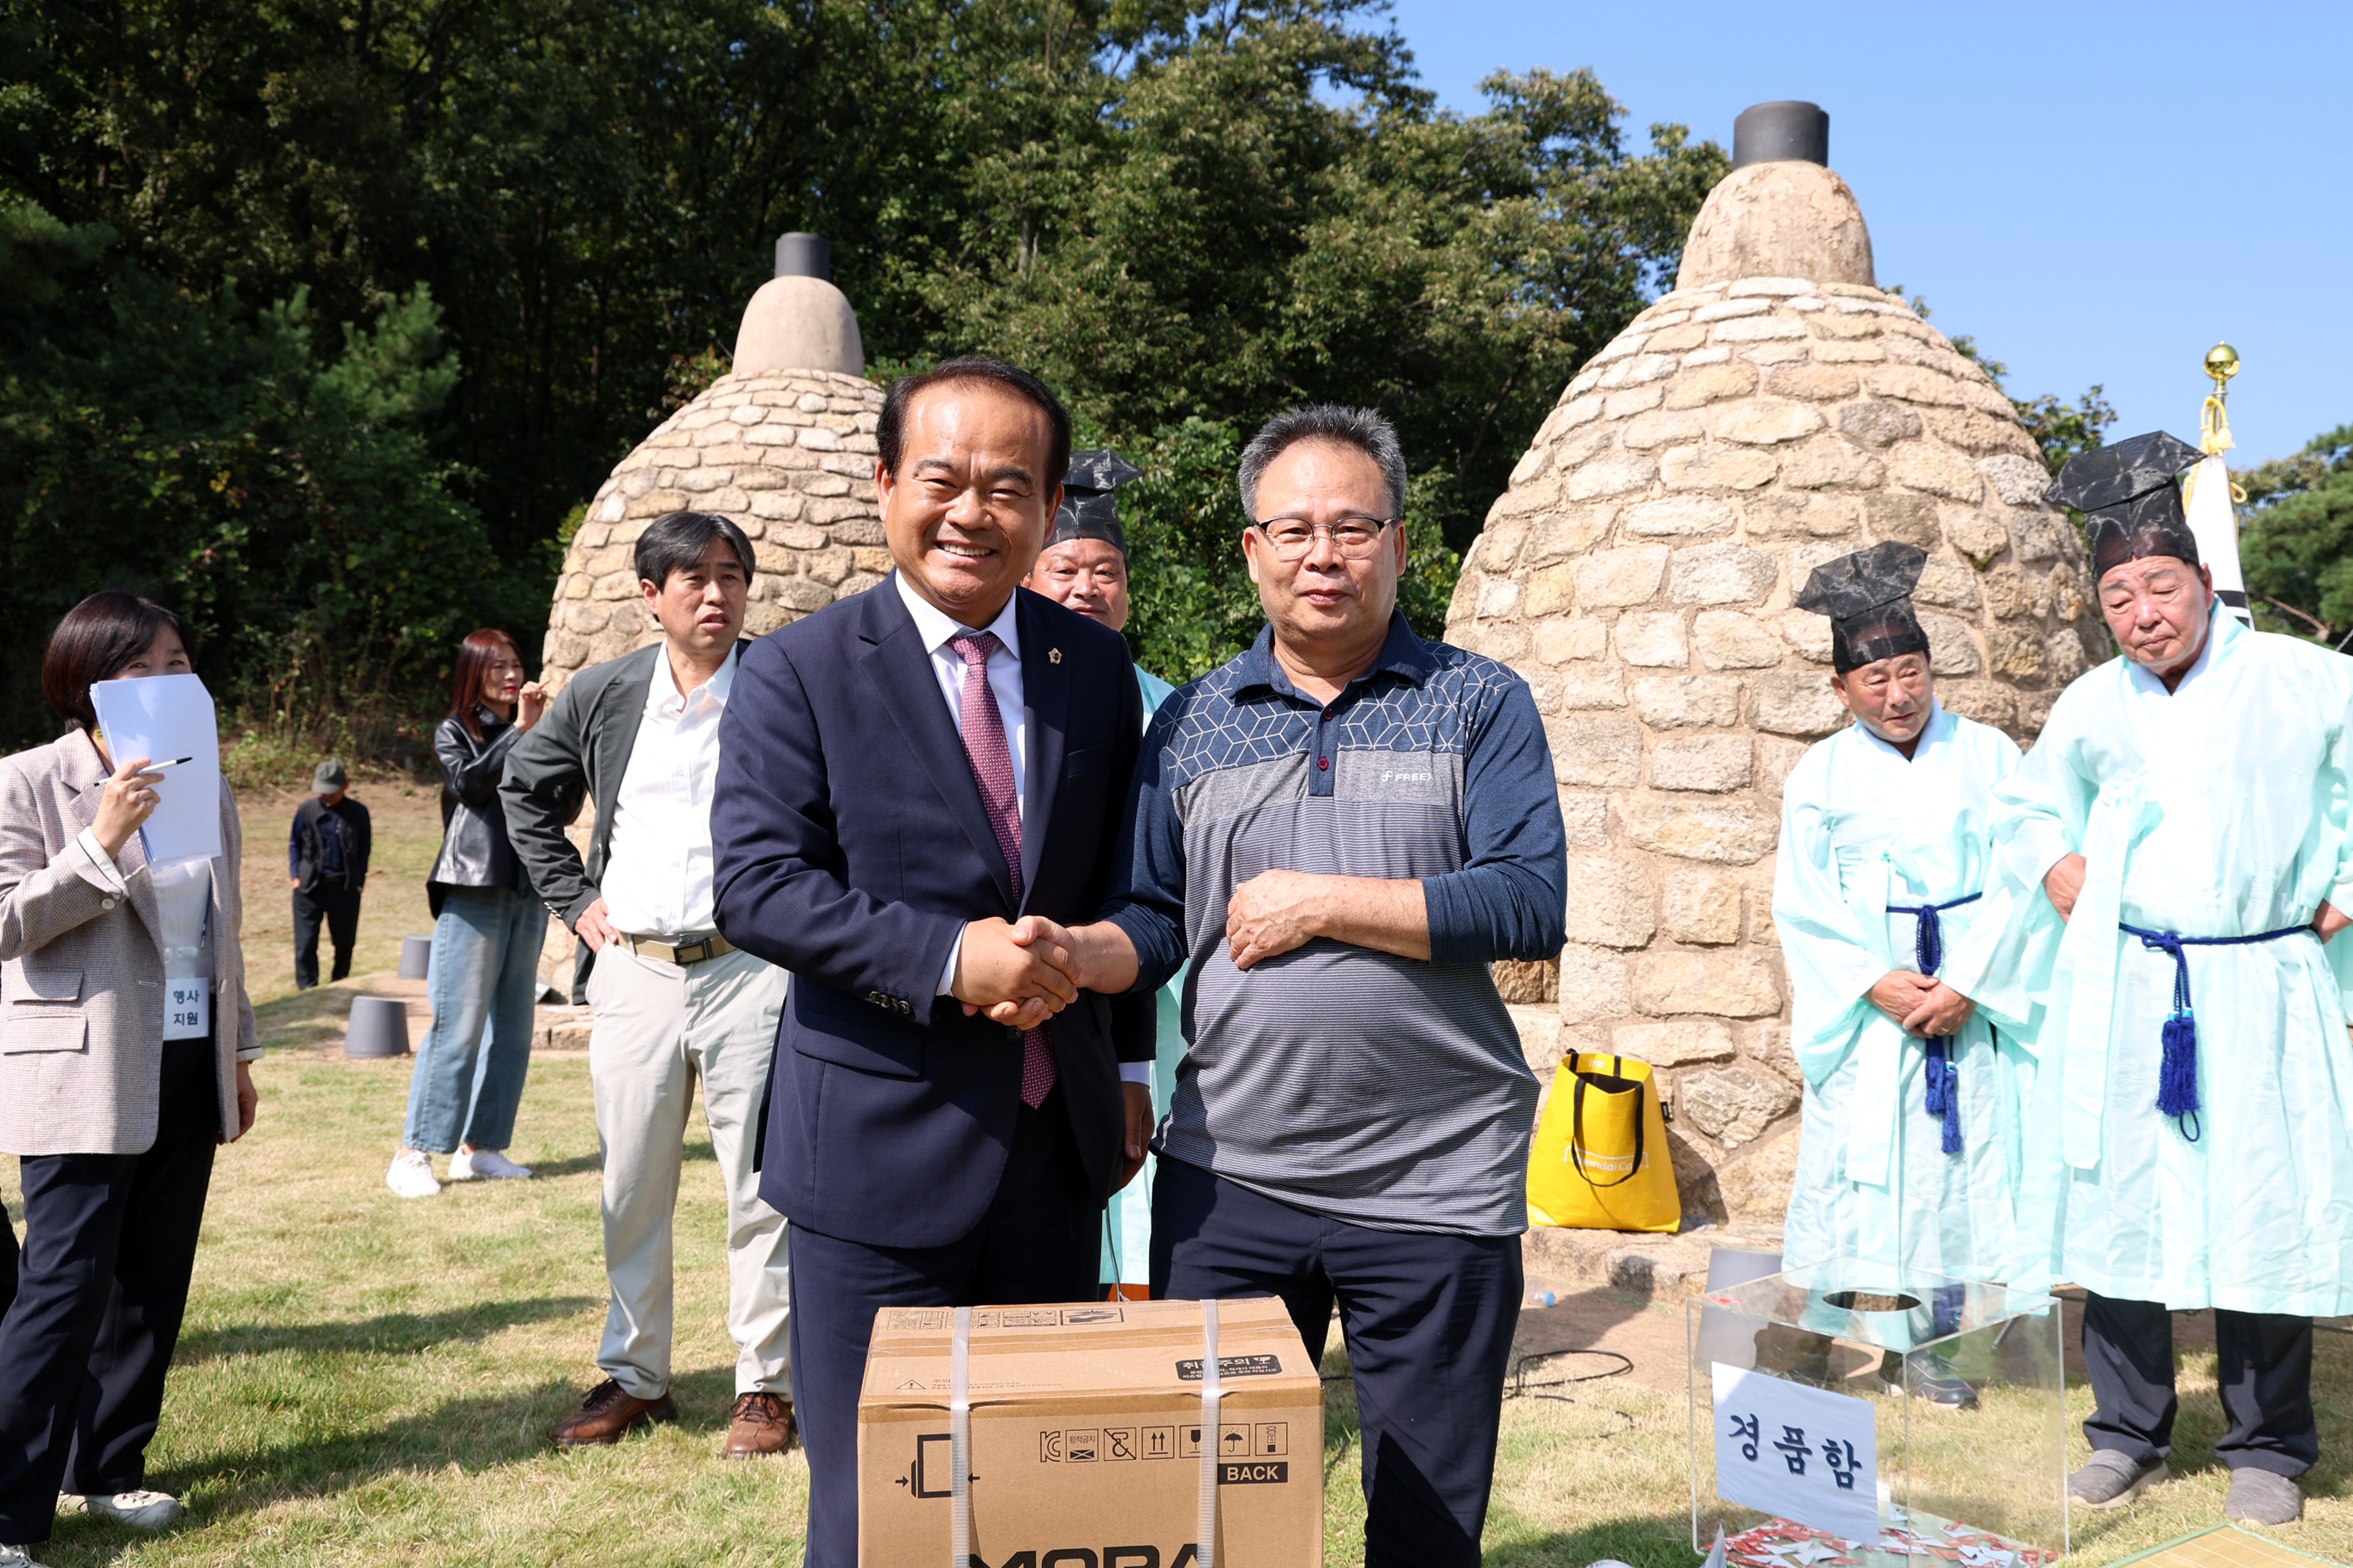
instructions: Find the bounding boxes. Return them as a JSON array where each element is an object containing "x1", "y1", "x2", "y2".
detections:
[
  {"x1": 892, "y1": 576, "x2": 1147, "y2": 1088},
  {"x1": 896, "y1": 575, "x2": 1030, "y2": 999},
  {"x1": 894, "y1": 572, "x2": 1031, "y2": 833},
  {"x1": 601, "y1": 645, "x2": 739, "y2": 937},
  {"x1": 76, "y1": 833, "x2": 240, "y2": 1053}
]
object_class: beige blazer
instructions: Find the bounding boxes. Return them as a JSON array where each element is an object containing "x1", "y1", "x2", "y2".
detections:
[{"x1": 0, "y1": 727, "x2": 254, "y2": 1153}]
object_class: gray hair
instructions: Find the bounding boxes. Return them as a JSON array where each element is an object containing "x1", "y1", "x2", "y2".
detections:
[{"x1": 1236, "y1": 404, "x2": 1408, "y2": 521}]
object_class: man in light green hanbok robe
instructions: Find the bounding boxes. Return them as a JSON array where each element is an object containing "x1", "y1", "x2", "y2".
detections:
[
  {"x1": 1773, "y1": 544, "x2": 2040, "y2": 1408},
  {"x1": 1995, "y1": 432, "x2": 2353, "y2": 1527},
  {"x1": 1776, "y1": 699, "x2": 2036, "y2": 1281},
  {"x1": 1021, "y1": 448, "x2": 1182, "y2": 1295}
]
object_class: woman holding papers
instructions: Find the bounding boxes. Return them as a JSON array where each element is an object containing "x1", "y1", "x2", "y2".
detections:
[
  {"x1": 386, "y1": 629, "x2": 548, "y2": 1199},
  {"x1": 0, "y1": 591, "x2": 259, "y2": 1565}
]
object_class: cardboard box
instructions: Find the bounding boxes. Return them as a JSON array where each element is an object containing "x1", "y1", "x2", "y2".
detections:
[{"x1": 859, "y1": 1296, "x2": 1324, "y2": 1568}]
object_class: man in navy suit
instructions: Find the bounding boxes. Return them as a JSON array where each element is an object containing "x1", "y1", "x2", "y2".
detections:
[{"x1": 710, "y1": 358, "x2": 1153, "y2": 1568}]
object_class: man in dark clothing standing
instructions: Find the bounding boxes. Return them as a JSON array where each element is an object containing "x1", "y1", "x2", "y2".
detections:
[{"x1": 290, "y1": 758, "x2": 372, "y2": 989}]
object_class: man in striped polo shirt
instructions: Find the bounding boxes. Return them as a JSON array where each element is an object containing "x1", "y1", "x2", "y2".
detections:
[{"x1": 1033, "y1": 405, "x2": 1566, "y2": 1565}]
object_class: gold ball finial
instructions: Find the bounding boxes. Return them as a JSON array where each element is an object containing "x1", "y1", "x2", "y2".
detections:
[{"x1": 2205, "y1": 342, "x2": 2240, "y2": 384}]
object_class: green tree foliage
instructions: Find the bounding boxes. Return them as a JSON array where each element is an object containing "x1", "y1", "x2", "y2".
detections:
[
  {"x1": 2009, "y1": 386, "x2": 2118, "y2": 478},
  {"x1": 0, "y1": 200, "x2": 541, "y2": 745},
  {"x1": 943, "y1": 52, "x2": 1726, "y2": 550},
  {"x1": 2238, "y1": 425, "x2": 2353, "y2": 643},
  {"x1": 2, "y1": 0, "x2": 1723, "y2": 731},
  {"x1": 1114, "y1": 417, "x2": 1459, "y2": 682}
]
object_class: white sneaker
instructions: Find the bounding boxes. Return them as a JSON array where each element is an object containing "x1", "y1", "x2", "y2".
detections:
[
  {"x1": 1, "y1": 1545, "x2": 57, "y2": 1567},
  {"x1": 448, "y1": 1147, "x2": 532, "y2": 1181},
  {"x1": 63, "y1": 1490, "x2": 184, "y2": 1529},
  {"x1": 386, "y1": 1150, "x2": 442, "y2": 1199}
]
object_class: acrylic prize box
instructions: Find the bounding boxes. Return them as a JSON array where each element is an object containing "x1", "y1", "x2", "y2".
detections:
[{"x1": 1689, "y1": 1258, "x2": 2068, "y2": 1568}]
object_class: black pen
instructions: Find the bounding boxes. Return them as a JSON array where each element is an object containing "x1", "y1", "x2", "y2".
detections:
[{"x1": 144, "y1": 757, "x2": 197, "y2": 772}]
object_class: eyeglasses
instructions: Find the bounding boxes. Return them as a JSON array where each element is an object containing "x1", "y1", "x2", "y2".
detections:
[{"x1": 1248, "y1": 516, "x2": 1397, "y2": 560}]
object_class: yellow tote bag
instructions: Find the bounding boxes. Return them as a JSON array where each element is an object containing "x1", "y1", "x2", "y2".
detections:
[{"x1": 1526, "y1": 1052, "x2": 1680, "y2": 1234}]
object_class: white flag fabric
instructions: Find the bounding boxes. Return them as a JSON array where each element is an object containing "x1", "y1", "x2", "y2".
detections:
[{"x1": 2182, "y1": 454, "x2": 2252, "y2": 625}]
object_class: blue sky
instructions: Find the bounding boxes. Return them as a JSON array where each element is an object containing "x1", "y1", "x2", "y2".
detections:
[{"x1": 1382, "y1": 0, "x2": 2348, "y2": 464}]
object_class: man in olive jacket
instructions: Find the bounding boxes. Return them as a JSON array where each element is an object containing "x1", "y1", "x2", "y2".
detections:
[{"x1": 500, "y1": 510, "x2": 796, "y2": 1460}]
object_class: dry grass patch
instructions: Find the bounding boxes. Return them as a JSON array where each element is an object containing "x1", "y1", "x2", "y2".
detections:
[
  {"x1": 0, "y1": 773, "x2": 2343, "y2": 1563},
  {"x1": 8, "y1": 1049, "x2": 809, "y2": 1568},
  {"x1": 5, "y1": 1036, "x2": 2351, "y2": 1565}
]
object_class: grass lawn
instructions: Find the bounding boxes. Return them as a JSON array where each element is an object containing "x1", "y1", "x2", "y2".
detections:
[{"x1": 0, "y1": 785, "x2": 2344, "y2": 1565}]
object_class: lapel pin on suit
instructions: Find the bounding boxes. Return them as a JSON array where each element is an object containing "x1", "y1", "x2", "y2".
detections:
[{"x1": 1049, "y1": 648, "x2": 1062, "y2": 664}]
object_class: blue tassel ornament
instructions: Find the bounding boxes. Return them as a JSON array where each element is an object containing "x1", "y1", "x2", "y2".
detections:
[
  {"x1": 2158, "y1": 1008, "x2": 2200, "y2": 1141},
  {"x1": 1921, "y1": 1039, "x2": 1963, "y2": 1155},
  {"x1": 2120, "y1": 917, "x2": 2312, "y2": 1146},
  {"x1": 1886, "y1": 893, "x2": 1982, "y2": 1158}
]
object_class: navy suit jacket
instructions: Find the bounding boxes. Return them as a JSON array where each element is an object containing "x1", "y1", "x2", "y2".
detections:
[{"x1": 712, "y1": 576, "x2": 1153, "y2": 1249}]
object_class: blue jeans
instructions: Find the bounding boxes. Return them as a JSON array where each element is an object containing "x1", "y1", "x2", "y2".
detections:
[{"x1": 402, "y1": 884, "x2": 542, "y2": 1154}]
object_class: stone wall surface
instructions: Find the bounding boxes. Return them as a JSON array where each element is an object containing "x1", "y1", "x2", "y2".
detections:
[
  {"x1": 539, "y1": 367, "x2": 888, "y2": 691},
  {"x1": 1450, "y1": 262, "x2": 2104, "y2": 1232}
]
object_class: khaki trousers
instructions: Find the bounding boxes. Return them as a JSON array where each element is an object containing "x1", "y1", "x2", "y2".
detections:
[{"x1": 587, "y1": 943, "x2": 791, "y2": 1399}]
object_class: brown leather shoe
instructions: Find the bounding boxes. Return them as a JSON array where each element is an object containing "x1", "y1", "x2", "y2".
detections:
[
  {"x1": 725, "y1": 1391, "x2": 797, "y2": 1458},
  {"x1": 550, "y1": 1378, "x2": 679, "y2": 1448}
]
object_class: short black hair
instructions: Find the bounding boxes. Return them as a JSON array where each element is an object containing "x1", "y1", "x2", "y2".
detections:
[
  {"x1": 876, "y1": 357, "x2": 1072, "y2": 494},
  {"x1": 42, "y1": 590, "x2": 197, "y2": 732},
  {"x1": 1237, "y1": 404, "x2": 1408, "y2": 519},
  {"x1": 635, "y1": 511, "x2": 756, "y2": 589}
]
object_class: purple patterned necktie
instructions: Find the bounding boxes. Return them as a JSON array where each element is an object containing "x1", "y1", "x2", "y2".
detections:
[{"x1": 951, "y1": 631, "x2": 1057, "y2": 1108}]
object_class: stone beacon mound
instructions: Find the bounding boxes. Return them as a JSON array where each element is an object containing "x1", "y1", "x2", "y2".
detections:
[
  {"x1": 1448, "y1": 102, "x2": 2103, "y2": 1257},
  {"x1": 530, "y1": 234, "x2": 886, "y2": 1005},
  {"x1": 538, "y1": 232, "x2": 887, "y2": 693}
]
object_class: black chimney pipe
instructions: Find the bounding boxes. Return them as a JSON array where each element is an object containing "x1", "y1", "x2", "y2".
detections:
[
  {"x1": 774, "y1": 232, "x2": 831, "y2": 280},
  {"x1": 1732, "y1": 102, "x2": 1829, "y2": 170}
]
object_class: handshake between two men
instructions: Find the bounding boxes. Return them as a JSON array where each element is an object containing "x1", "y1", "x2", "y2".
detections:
[{"x1": 947, "y1": 867, "x2": 1440, "y2": 1186}]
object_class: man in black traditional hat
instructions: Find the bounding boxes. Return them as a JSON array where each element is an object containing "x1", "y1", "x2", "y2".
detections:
[
  {"x1": 1772, "y1": 544, "x2": 2037, "y2": 1378},
  {"x1": 1994, "y1": 432, "x2": 2353, "y2": 1527}
]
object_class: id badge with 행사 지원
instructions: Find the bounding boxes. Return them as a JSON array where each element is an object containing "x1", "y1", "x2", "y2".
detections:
[{"x1": 165, "y1": 979, "x2": 211, "y2": 1041}]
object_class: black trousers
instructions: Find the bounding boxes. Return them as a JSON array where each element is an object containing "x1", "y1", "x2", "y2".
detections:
[
  {"x1": 0, "y1": 1208, "x2": 15, "y2": 1324},
  {"x1": 292, "y1": 880, "x2": 362, "y2": 990},
  {"x1": 1152, "y1": 1157, "x2": 1523, "y2": 1568},
  {"x1": 787, "y1": 1088, "x2": 1099, "y2": 1568},
  {"x1": 0, "y1": 1039, "x2": 220, "y2": 1542},
  {"x1": 2081, "y1": 1290, "x2": 2317, "y2": 1478}
]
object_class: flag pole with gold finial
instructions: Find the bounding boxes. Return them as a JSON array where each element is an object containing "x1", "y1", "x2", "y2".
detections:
[{"x1": 2183, "y1": 342, "x2": 2253, "y2": 625}]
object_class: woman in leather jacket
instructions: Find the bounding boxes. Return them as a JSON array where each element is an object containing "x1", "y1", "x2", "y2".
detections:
[{"x1": 387, "y1": 630, "x2": 548, "y2": 1199}]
